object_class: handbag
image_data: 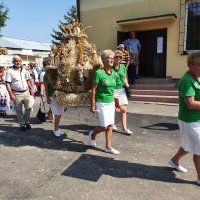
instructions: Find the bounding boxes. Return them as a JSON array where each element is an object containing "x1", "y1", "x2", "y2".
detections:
[
  {"x1": 124, "y1": 85, "x2": 132, "y2": 98},
  {"x1": 36, "y1": 96, "x2": 46, "y2": 122},
  {"x1": 115, "y1": 70, "x2": 132, "y2": 98}
]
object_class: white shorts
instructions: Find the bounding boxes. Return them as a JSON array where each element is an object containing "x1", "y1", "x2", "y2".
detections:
[
  {"x1": 114, "y1": 88, "x2": 128, "y2": 105},
  {"x1": 50, "y1": 97, "x2": 64, "y2": 116},
  {"x1": 96, "y1": 101, "x2": 115, "y2": 127},
  {"x1": 178, "y1": 119, "x2": 200, "y2": 155}
]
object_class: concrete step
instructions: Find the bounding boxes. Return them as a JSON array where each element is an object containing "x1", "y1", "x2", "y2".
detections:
[
  {"x1": 130, "y1": 94, "x2": 179, "y2": 104},
  {"x1": 135, "y1": 78, "x2": 178, "y2": 84},
  {"x1": 132, "y1": 89, "x2": 178, "y2": 96},
  {"x1": 131, "y1": 84, "x2": 177, "y2": 90}
]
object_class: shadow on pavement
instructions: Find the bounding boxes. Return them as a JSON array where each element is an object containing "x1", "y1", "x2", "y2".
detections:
[
  {"x1": 141, "y1": 123, "x2": 179, "y2": 131},
  {"x1": 59, "y1": 124, "x2": 95, "y2": 135},
  {"x1": 62, "y1": 154, "x2": 192, "y2": 184},
  {"x1": 0, "y1": 123, "x2": 92, "y2": 152}
]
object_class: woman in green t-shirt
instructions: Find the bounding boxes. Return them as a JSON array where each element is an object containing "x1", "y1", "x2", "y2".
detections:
[
  {"x1": 112, "y1": 50, "x2": 133, "y2": 135},
  {"x1": 44, "y1": 72, "x2": 64, "y2": 137},
  {"x1": 89, "y1": 49, "x2": 119, "y2": 155},
  {"x1": 168, "y1": 51, "x2": 200, "y2": 186}
]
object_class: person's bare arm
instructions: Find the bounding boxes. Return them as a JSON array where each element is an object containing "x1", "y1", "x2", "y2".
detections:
[
  {"x1": 40, "y1": 82, "x2": 44, "y2": 96},
  {"x1": 6, "y1": 82, "x2": 15, "y2": 101},
  {"x1": 124, "y1": 73, "x2": 129, "y2": 87},
  {"x1": 27, "y1": 80, "x2": 34, "y2": 96},
  {"x1": 44, "y1": 81, "x2": 51, "y2": 104},
  {"x1": 90, "y1": 83, "x2": 98, "y2": 113},
  {"x1": 184, "y1": 96, "x2": 200, "y2": 109}
]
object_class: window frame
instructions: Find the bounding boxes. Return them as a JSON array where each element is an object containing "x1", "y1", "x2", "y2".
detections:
[{"x1": 184, "y1": 0, "x2": 200, "y2": 51}]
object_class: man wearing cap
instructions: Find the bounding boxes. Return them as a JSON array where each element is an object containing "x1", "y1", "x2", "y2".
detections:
[{"x1": 5, "y1": 55, "x2": 34, "y2": 131}]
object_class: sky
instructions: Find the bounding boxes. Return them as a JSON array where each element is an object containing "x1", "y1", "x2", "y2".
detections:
[{"x1": 1, "y1": 0, "x2": 76, "y2": 43}]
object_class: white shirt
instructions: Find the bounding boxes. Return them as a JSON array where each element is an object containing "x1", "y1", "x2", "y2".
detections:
[
  {"x1": 39, "y1": 71, "x2": 45, "y2": 83},
  {"x1": 32, "y1": 68, "x2": 39, "y2": 83},
  {"x1": 5, "y1": 67, "x2": 31, "y2": 91}
]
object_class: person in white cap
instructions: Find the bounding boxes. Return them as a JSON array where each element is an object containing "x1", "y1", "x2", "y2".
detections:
[{"x1": 117, "y1": 44, "x2": 130, "y2": 69}]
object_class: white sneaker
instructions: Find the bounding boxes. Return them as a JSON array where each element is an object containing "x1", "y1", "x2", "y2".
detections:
[
  {"x1": 53, "y1": 130, "x2": 61, "y2": 137},
  {"x1": 122, "y1": 129, "x2": 133, "y2": 135},
  {"x1": 112, "y1": 124, "x2": 117, "y2": 131},
  {"x1": 89, "y1": 131, "x2": 96, "y2": 147},
  {"x1": 58, "y1": 130, "x2": 64, "y2": 135},
  {"x1": 105, "y1": 148, "x2": 120, "y2": 155},
  {"x1": 168, "y1": 160, "x2": 187, "y2": 173},
  {"x1": 196, "y1": 179, "x2": 200, "y2": 186}
]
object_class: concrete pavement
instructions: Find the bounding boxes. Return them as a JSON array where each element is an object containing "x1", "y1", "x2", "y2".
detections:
[{"x1": 0, "y1": 97, "x2": 199, "y2": 200}]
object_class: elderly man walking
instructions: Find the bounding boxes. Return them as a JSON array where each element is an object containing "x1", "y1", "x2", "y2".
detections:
[{"x1": 5, "y1": 55, "x2": 34, "y2": 131}]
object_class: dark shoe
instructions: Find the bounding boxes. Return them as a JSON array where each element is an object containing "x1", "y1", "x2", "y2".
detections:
[
  {"x1": 25, "y1": 123, "x2": 32, "y2": 130},
  {"x1": 20, "y1": 125, "x2": 26, "y2": 131}
]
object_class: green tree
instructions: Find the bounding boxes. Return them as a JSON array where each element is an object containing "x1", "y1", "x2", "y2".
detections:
[
  {"x1": 0, "y1": 2, "x2": 9, "y2": 33},
  {"x1": 51, "y1": 5, "x2": 77, "y2": 45}
]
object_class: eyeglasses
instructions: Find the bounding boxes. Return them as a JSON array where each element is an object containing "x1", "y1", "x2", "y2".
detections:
[{"x1": 115, "y1": 56, "x2": 122, "y2": 59}]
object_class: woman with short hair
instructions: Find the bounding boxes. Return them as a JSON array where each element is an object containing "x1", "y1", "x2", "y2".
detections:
[
  {"x1": 89, "y1": 49, "x2": 119, "y2": 155},
  {"x1": 168, "y1": 51, "x2": 200, "y2": 186},
  {"x1": 44, "y1": 71, "x2": 64, "y2": 137},
  {"x1": 112, "y1": 50, "x2": 132, "y2": 135}
]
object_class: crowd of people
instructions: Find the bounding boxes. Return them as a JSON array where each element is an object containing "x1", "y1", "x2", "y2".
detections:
[{"x1": 0, "y1": 42, "x2": 200, "y2": 186}]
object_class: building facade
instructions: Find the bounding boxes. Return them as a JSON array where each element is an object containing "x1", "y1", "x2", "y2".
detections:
[
  {"x1": 0, "y1": 37, "x2": 51, "y2": 67},
  {"x1": 77, "y1": 0, "x2": 200, "y2": 79}
]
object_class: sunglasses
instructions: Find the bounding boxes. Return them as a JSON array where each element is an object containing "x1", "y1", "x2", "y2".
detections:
[{"x1": 115, "y1": 56, "x2": 122, "y2": 59}]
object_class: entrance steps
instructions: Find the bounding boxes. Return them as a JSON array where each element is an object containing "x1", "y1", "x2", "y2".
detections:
[{"x1": 130, "y1": 78, "x2": 179, "y2": 104}]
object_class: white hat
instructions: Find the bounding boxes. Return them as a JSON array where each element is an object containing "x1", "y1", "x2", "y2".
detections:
[{"x1": 117, "y1": 44, "x2": 124, "y2": 48}]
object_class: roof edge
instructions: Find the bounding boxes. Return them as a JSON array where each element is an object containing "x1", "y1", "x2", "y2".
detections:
[{"x1": 116, "y1": 13, "x2": 177, "y2": 24}]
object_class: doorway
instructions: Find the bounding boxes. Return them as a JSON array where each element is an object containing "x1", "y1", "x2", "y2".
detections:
[{"x1": 117, "y1": 29, "x2": 167, "y2": 78}]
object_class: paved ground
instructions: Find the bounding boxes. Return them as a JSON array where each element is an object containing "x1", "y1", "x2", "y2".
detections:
[{"x1": 0, "y1": 97, "x2": 199, "y2": 200}]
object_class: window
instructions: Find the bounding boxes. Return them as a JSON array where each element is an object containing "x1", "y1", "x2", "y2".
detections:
[{"x1": 185, "y1": 1, "x2": 200, "y2": 50}]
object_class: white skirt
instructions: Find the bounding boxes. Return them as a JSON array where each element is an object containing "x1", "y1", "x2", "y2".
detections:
[
  {"x1": 96, "y1": 101, "x2": 115, "y2": 127},
  {"x1": 114, "y1": 88, "x2": 128, "y2": 105},
  {"x1": 0, "y1": 84, "x2": 10, "y2": 111},
  {"x1": 178, "y1": 119, "x2": 200, "y2": 155},
  {"x1": 50, "y1": 97, "x2": 64, "y2": 116}
]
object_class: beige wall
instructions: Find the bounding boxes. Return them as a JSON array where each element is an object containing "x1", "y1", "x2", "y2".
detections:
[{"x1": 80, "y1": 0, "x2": 188, "y2": 79}]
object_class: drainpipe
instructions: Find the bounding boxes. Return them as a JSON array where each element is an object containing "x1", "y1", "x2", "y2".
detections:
[{"x1": 76, "y1": 0, "x2": 81, "y2": 22}]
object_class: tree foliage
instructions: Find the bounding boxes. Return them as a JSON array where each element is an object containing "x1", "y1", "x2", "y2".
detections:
[
  {"x1": 0, "y1": 2, "x2": 9, "y2": 32},
  {"x1": 51, "y1": 5, "x2": 77, "y2": 45}
]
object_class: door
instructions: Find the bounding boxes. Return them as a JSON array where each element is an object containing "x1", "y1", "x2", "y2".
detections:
[
  {"x1": 117, "y1": 29, "x2": 167, "y2": 78},
  {"x1": 117, "y1": 31, "x2": 130, "y2": 45},
  {"x1": 136, "y1": 30, "x2": 155, "y2": 77},
  {"x1": 153, "y1": 29, "x2": 167, "y2": 78}
]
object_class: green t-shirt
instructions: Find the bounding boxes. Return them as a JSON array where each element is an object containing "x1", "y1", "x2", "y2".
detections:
[
  {"x1": 178, "y1": 72, "x2": 200, "y2": 122},
  {"x1": 92, "y1": 68, "x2": 116, "y2": 103},
  {"x1": 113, "y1": 64, "x2": 127, "y2": 89},
  {"x1": 43, "y1": 73, "x2": 56, "y2": 97}
]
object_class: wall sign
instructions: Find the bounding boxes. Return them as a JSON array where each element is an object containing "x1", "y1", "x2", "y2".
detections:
[{"x1": 157, "y1": 37, "x2": 163, "y2": 53}]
